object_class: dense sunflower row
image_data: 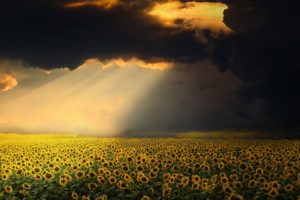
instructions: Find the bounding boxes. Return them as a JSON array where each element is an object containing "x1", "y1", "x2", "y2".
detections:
[{"x1": 0, "y1": 134, "x2": 299, "y2": 200}]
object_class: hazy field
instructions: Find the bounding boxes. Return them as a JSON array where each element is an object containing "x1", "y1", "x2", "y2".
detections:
[{"x1": 0, "y1": 134, "x2": 299, "y2": 200}]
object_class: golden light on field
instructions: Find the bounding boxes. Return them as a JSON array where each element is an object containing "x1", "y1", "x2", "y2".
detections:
[
  {"x1": 148, "y1": 1, "x2": 231, "y2": 34},
  {"x1": 64, "y1": 0, "x2": 119, "y2": 9},
  {"x1": 0, "y1": 134, "x2": 299, "y2": 199},
  {"x1": 0, "y1": 59, "x2": 170, "y2": 135}
]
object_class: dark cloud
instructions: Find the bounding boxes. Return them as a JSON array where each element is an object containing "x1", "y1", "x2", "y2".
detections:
[
  {"x1": 212, "y1": 0, "x2": 300, "y2": 133},
  {"x1": 0, "y1": 0, "x2": 299, "y2": 135},
  {"x1": 0, "y1": 0, "x2": 209, "y2": 69}
]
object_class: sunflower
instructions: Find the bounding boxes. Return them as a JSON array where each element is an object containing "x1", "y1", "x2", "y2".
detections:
[
  {"x1": 76, "y1": 171, "x2": 85, "y2": 179},
  {"x1": 255, "y1": 168, "x2": 264, "y2": 175},
  {"x1": 98, "y1": 168, "x2": 105, "y2": 175},
  {"x1": 1, "y1": 174, "x2": 8, "y2": 181},
  {"x1": 186, "y1": 167, "x2": 194, "y2": 173},
  {"x1": 220, "y1": 172, "x2": 227, "y2": 178},
  {"x1": 239, "y1": 163, "x2": 247, "y2": 171},
  {"x1": 192, "y1": 175, "x2": 201, "y2": 183},
  {"x1": 127, "y1": 157, "x2": 133, "y2": 162},
  {"x1": 176, "y1": 183, "x2": 185, "y2": 189},
  {"x1": 96, "y1": 175, "x2": 105, "y2": 185},
  {"x1": 88, "y1": 183, "x2": 97, "y2": 190},
  {"x1": 122, "y1": 165, "x2": 129, "y2": 171},
  {"x1": 218, "y1": 162, "x2": 225, "y2": 169},
  {"x1": 82, "y1": 195, "x2": 90, "y2": 200},
  {"x1": 71, "y1": 191, "x2": 78, "y2": 200},
  {"x1": 163, "y1": 173, "x2": 170, "y2": 181},
  {"x1": 284, "y1": 184, "x2": 294, "y2": 192},
  {"x1": 35, "y1": 174, "x2": 42, "y2": 181},
  {"x1": 34, "y1": 167, "x2": 41, "y2": 173},
  {"x1": 141, "y1": 195, "x2": 151, "y2": 200},
  {"x1": 269, "y1": 181, "x2": 280, "y2": 190},
  {"x1": 152, "y1": 166, "x2": 159, "y2": 173},
  {"x1": 203, "y1": 165, "x2": 210, "y2": 171},
  {"x1": 258, "y1": 177, "x2": 266, "y2": 185},
  {"x1": 130, "y1": 172, "x2": 136, "y2": 178},
  {"x1": 222, "y1": 185, "x2": 233, "y2": 194},
  {"x1": 233, "y1": 181, "x2": 243, "y2": 189},
  {"x1": 176, "y1": 174, "x2": 183, "y2": 181},
  {"x1": 4, "y1": 185, "x2": 13, "y2": 193},
  {"x1": 181, "y1": 176, "x2": 189, "y2": 186},
  {"x1": 191, "y1": 182, "x2": 200, "y2": 190},
  {"x1": 221, "y1": 177, "x2": 229, "y2": 185},
  {"x1": 194, "y1": 163, "x2": 201, "y2": 169},
  {"x1": 202, "y1": 182, "x2": 210, "y2": 191},
  {"x1": 140, "y1": 176, "x2": 149, "y2": 184},
  {"x1": 162, "y1": 187, "x2": 172, "y2": 197},
  {"x1": 72, "y1": 165, "x2": 78, "y2": 170},
  {"x1": 16, "y1": 169, "x2": 23, "y2": 175},
  {"x1": 207, "y1": 184, "x2": 216, "y2": 192},
  {"x1": 117, "y1": 181, "x2": 128, "y2": 190},
  {"x1": 268, "y1": 189, "x2": 279, "y2": 197},
  {"x1": 227, "y1": 193, "x2": 244, "y2": 200},
  {"x1": 136, "y1": 165, "x2": 144, "y2": 172},
  {"x1": 45, "y1": 172, "x2": 53, "y2": 181},
  {"x1": 100, "y1": 194, "x2": 108, "y2": 200},
  {"x1": 169, "y1": 176, "x2": 175, "y2": 184},
  {"x1": 88, "y1": 171, "x2": 97, "y2": 179},
  {"x1": 243, "y1": 173, "x2": 251, "y2": 181},
  {"x1": 147, "y1": 187, "x2": 154, "y2": 193},
  {"x1": 102, "y1": 162, "x2": 109, "y2": 168},
  {"x1": 202, "y1": 178, "x2": 209, "y2": 184},
  {"x1": 114, "y1": 169, "x2": 121, "y2": 177},
  {"x1": 59, "y1": 178, "x2": 68, "y2": 187},
  {"x1": 22, "y1": 183, "x2": 32, "y2": 190},
  {"x1": 230, "y1": 174, "x2": 238, "y2": 181},
  {"x1": 108, "y1": 176, "x2": 117, "y2": 184},
  {"x1": 149, "y1": 171, "x2": 157, "y2": 179},
  {"x1": 262, "y1": 182, "x2": 270, "y2": 190},
  {"x1": 253, "y1": 173, "x2": 260, "y2": 179},
  {"x1": 48, "y1": 163, "x2": 55, "y2": 168},
  {"x1": 53, "y1": 166, "x2": 60, "y2": 173}
]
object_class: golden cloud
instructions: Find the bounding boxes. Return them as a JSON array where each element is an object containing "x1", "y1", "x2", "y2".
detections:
[
  {"x1": 78, "y1": 58, "x2": 173, "y2": 71},
  {"x1": 148, "y1": 1, "x2": 232, "y2": 34},
  {"x1": 65, "y1": 0, "x2": 119, "y2": 9},
  {"x1": 0, "y1": 72, "x2": 18, "y2": 92}
]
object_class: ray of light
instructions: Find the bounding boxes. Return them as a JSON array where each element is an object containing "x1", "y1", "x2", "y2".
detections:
[{"x1": 0, "y1": 58, "x2": 171, "y2": 135}]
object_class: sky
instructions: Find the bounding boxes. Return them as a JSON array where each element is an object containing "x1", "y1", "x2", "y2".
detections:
[{"x1": 0, "y1": 0, "x2": 299, "y2": 137}]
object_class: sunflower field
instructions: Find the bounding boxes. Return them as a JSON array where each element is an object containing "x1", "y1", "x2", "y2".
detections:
[{"x1": 0, "y1": 134, "x2": 299, "y2": 200}]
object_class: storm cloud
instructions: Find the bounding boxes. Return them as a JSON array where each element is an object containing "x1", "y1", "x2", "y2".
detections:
[
  {"x1": 212, "y1": 0, "x2": 300, "y2": 133},
  {"x1": 0, "y1": 0, "x2": 299, "y2": 135},
  {"x1": 0, "y1": 0, "x2": 225, "y2": 68}
]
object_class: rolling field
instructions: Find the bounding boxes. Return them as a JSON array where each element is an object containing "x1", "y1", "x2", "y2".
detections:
[{"x1": 0, "y1": 134, "x2": 299, "y2": 200}]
